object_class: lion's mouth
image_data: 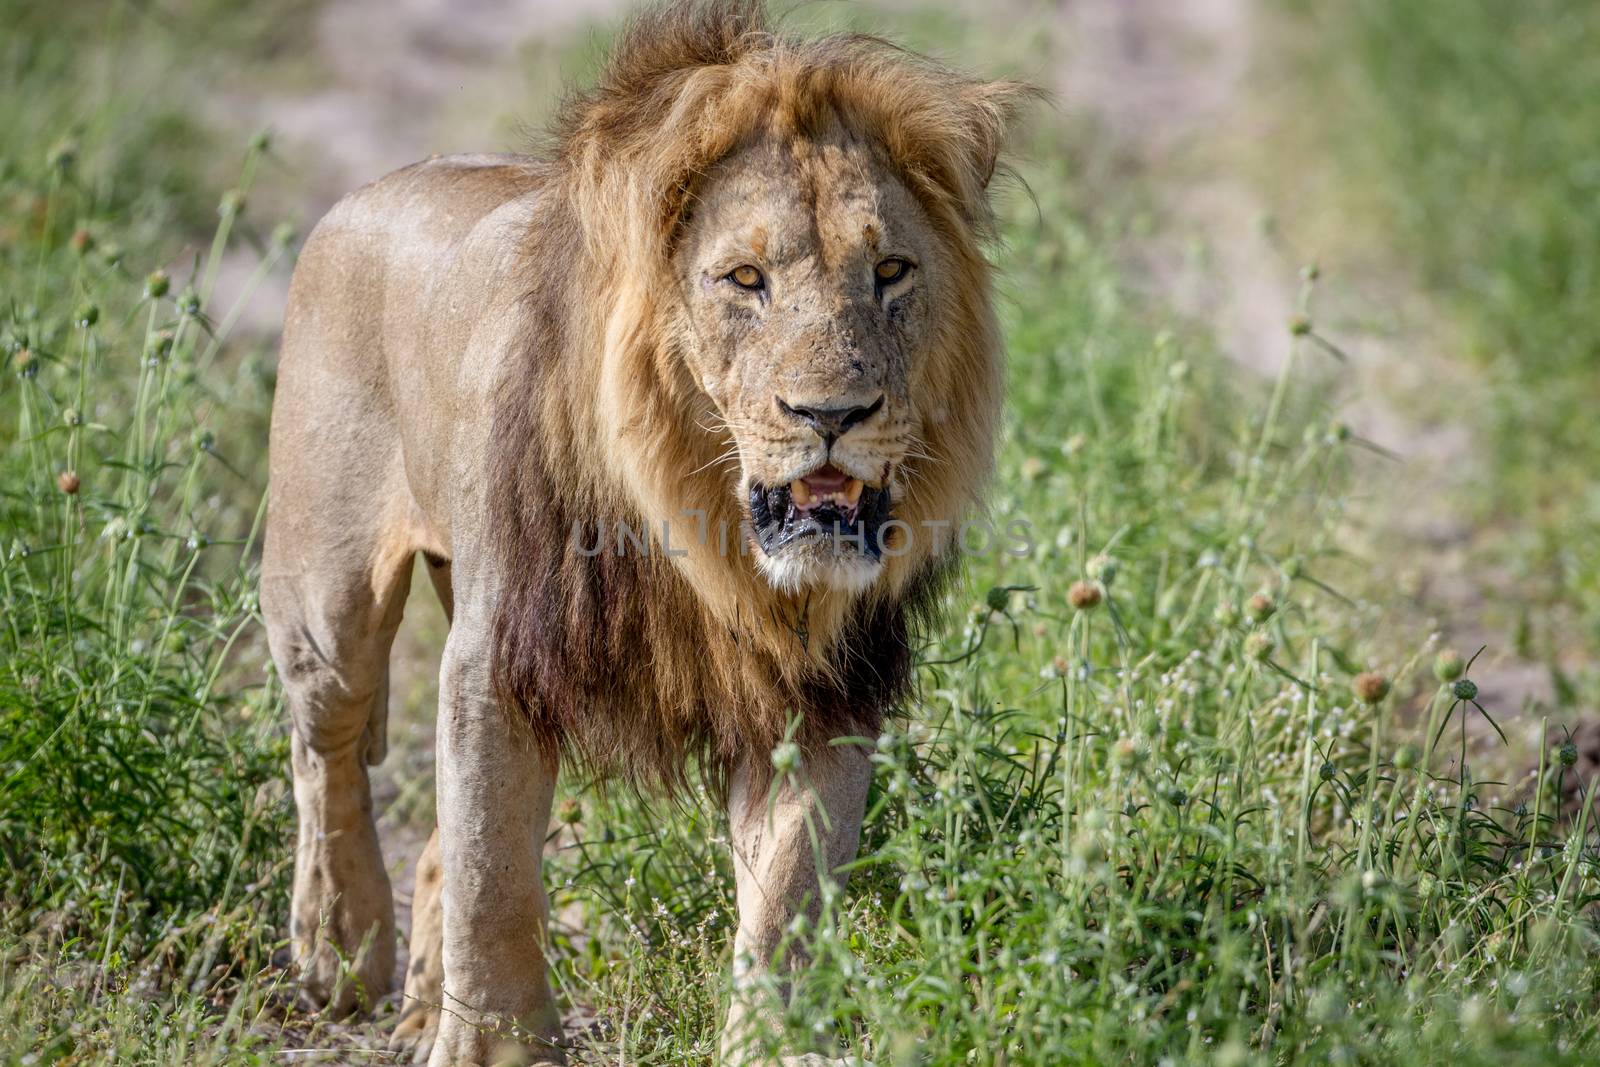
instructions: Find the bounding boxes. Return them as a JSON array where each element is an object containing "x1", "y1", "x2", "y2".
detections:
[{"x1": 748, "y1": 464, "x2": 892, "y2": 559}]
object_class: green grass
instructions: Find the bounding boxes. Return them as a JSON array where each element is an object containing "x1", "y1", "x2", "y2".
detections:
[
  {"x1": 3, "y1": 3, "x2": 1600, "y2": 1065},
  {"x1": 0, "y1": 148, "x2": 292, "y2": 1065},
  {"x1": 1, "y1": 3, "x2": 294, "y2": 1057}
]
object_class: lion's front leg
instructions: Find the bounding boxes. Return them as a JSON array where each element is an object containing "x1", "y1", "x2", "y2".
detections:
[
  {"x1": 722, "y1": 740, "x2": 873, "y2": 1067},
  {"x1": 427, "y1": 620, "x2": 564, "y2": 1067}
]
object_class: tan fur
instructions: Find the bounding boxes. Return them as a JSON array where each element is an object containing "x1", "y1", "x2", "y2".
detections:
[
  {"x1": 390, "y1": 828, "x2": 445, "y2": 1063},
  {"x1": 261, "y1": 2, "x2": 1025, "y2": 1062}
]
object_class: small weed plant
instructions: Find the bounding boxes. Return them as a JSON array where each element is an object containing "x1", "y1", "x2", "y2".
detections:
[{"x1": 2, "y1": 125, "x2": 292, "y2": 1057}]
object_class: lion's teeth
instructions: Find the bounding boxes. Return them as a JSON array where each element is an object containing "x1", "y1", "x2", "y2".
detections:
[
  {"x1": 791, "y1": 479, "x2": 812, "y2": 507},
  {"x1": 845, "y1": 479, "x2": 863, "y2": 506}
]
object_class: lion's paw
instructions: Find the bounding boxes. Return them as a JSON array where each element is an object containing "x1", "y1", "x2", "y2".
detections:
[
  {"x1": 289, "y1": 810, "x2": 395, "y2": 1014},
  {"x1": 424, "y1": 1025, "x2": 567, "y2": 1067},
  {"x1": 727, "y1": 1055, "x2": 875, "y2": 1067},
  {"x1": 388, "y1": 1001, "x2": 439, "y2": 1063},
  {"x1": 291, "y1": 926, "x2": 394, "y2": 1016}
]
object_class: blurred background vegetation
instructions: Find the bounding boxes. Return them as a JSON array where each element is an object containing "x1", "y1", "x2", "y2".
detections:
[
  {"x1": 3, "y1": 0, "x2": 1600, "y2": 1063},
  {"x1": 1266, "y1": 0, "x2": 1600, "y2": 717}
]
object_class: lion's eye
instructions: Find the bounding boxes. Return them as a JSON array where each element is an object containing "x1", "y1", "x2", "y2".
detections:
[
  {"x1": 728, "y1": 265, "x2": 765, "y2": 290},
  {"x1": 874, "y1": 258, "x2": 911, "y2": 286}
]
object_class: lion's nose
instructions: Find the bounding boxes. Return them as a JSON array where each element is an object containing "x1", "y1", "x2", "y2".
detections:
[{"x1": 775, "y1": 394, "x2": 884, "y2": 446}]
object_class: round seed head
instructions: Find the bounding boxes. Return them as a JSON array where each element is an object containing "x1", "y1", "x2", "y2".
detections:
[
  {"x1": 1433, "y1": 650, "x2": 1464, "y2": 682},
  {"x1": 75, "y1": 302, "x2": 98, "y2": 328},
  {"x1": 1215, "y1": 1041, "x2": 1248, "y2": 1067},
  {"x1": 556, "y1": 797, "x2": 582, "y2": 824},
  {"x1": 1067, "y1": 580, "x2": 1102, "y2": 610},
  {"x1": 1319, "y1": 761, "x2": 1336, "y2": 781},
  {"x1": 1213, "y1": 599, "x2": 1239, "y2": 627},
  {"x1": 985, "y1": 586, "x2": 1010, "y2": 612},
  {"x1": 1244, "y1": 630, "x2": 1275, "y2": 661},
  {"x1": 1086, "y1": 553, "x2": 1118, "y2": 586},
  {"x1": 1458, "y1": 997, "x2": 1489, "y2": 1031},
  {"x1": 771, "y1": 740, "x2": 802, "y2": 775},
  {"x1": 146, "y1": 330, "x2": 174, "y2": 361},
  {"x1": 1451, "y1": 678, "x2": 1478, "y2": 702},
  {"x1": 1393, "y1": 743, "x2": 1419, "y2": 771},
  {"x1": 63, "y1": 407, "x2": 80, "y2": 427},
  {"x1": 1353, "y1": 671, "x2": 1391, "y2": 704},
  {"x1": 56, "y1": 470, "x2": 79, "y2": 495},
  {"x1": 46, "y1": 138, "x2": 78, "y2": 172},
  {"x1": 13, "y1": 348, "x2": 37, "y2": 379},
  {"x1": 1558, "y1": 739, "x2": 1579, "y2": 768},
  {"x1": 1071, "y1": 830, "x2": 1105, "y2": 863},
  {"x1": 1111, "y1": 736, "x2": 1149, "y2": 768},
  {"x1": 192, "y1": 429, "x2": 215, "y2": 452},
  {"x1": 1246, "y1": 592, "x2": 1276, "y2": 623},
  {"x1": 1288, "y1": 314, "x2": 1312, "y2": 337},
  {"x1": 1308, "y1": 986, "x2": 1346, "y2": 1025},
  {"x1": 144, "y1": 270, "x2": 170, "y2": 299}
]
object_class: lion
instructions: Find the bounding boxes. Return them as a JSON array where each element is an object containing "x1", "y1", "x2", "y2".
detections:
[{"x1": 260, "y1": 1, "x2": 1026, "y2": 1062}]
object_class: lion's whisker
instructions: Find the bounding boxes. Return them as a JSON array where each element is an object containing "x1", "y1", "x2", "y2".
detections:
[{"x1": 689, "y1": 445, "x2": 744, "y2": 479}]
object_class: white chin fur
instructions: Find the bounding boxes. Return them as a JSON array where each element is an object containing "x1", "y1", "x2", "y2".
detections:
[{"x1": 758, "y1": 546, "x2": 882, "y2": 595}]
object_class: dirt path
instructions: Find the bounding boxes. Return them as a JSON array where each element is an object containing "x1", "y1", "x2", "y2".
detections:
[
  {"x1": 1053, "y1": 0, "x2": 1555, "y2": 739},
  {"x1": 211, "y1": 0, "x2": 630, "y2": 333}
]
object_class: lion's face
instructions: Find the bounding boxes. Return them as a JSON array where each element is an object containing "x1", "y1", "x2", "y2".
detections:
[{"x1": 673, "y1": 131, "x2": 944, "y2": 594}]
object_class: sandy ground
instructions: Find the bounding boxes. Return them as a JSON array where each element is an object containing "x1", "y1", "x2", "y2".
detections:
[{"x1": 209, "y1": 0, "x2": 631, "y2": 335}]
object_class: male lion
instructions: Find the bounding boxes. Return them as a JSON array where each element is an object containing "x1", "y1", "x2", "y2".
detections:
[{"x1": 261, "y1": 1, "x2": 1025, "y2": 1062}]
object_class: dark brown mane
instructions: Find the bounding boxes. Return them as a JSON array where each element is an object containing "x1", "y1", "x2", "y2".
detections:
[{"x1": 486, "y1": 0, "x2": 1020, "y2": 793}]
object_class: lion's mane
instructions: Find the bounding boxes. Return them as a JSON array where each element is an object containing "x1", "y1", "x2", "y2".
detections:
[{"x1": 488, "y1": 0, "x2": 1028, "y2": 791}]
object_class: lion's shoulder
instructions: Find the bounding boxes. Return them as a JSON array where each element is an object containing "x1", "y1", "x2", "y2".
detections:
[{"x1": 305, "y1": 154, "x2": 542, "y2": 257}]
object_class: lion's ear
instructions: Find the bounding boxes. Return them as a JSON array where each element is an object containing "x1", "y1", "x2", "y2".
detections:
[{"x1": 959, "y1": 78, "x2": 1039, "y2": 192}]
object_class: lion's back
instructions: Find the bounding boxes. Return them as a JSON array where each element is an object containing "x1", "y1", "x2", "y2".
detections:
[
  {"x1": 270, "y1": 154, "x2": 546, "y2": 555},
  {"x1": 281, "y1": 152, "x2": 540, "y2": 372}
]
